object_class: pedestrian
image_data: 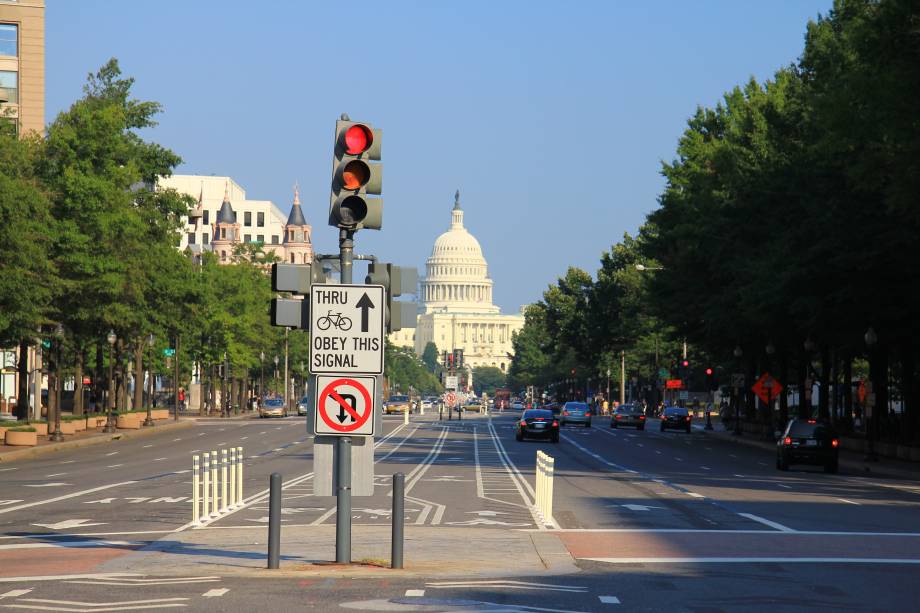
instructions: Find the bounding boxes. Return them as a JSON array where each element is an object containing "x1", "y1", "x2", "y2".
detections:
[{"x1": 178, "y1": 387, "x2": 186, "y2": 411}]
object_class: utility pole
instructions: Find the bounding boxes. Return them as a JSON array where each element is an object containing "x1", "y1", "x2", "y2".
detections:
[
  {"x1": 620, "y1": 350, "x2": 626, "y2": 405},
  {"x1": 283, "y1": 327, "x2": 289, "y2": 415}
]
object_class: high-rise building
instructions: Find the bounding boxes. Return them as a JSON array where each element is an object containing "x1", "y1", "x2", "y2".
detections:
[{"x1": 0, "y1": 0, "x2": 44, "y2": 137}]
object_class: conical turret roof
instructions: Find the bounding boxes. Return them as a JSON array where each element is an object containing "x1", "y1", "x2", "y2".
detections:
[
  {"x1": 286, "y1": 184, "x2": 307, "y2": 226},
  {"x1": 216, "y1": 182, "x2": 236, "y2": 224}
]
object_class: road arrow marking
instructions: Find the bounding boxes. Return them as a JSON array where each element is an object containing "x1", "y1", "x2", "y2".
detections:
[
  {"x1": 466, "y1": 510, "x2": 509, "y2": 516},
  {"x1": 202, "y1": 588, "x2": 228, "y2": 598},
  {"x1": 17, "y1": 596, "x2": 188, "y2": 607},
  {"x1": 617, "y1": 504, "x2": 664, "y2": 512},
  {"x1": 32, "y1": 519, "x2": 106, "y2": 530},
  {"x1": 0, "y1": 589, "x2": 33, "y2": 599},
  {"x1": 356, "y1": 292, "x2": 375, "y2": 332}
]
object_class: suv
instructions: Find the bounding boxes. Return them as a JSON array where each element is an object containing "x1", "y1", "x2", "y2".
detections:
[
  {"x1": 611, "y1": 404, "x2": 646, "y2": 430},
  {"x1": 777, "y1": 419, "x2": 839, "y2": 473}
]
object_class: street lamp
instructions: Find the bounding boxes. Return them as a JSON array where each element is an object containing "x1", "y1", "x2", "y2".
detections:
[
  {"x1": 273, "y1": 355, "x2": 279, "y2": 394},
  {"x1": 143, "y1": 334, "x2": 156, "y2": 426},
  {"x1": 104, "y1": 330, "x2": 117, "y2": 433},
  {"x1": 49, "y1": 324, "x2": 65, "y2": 442},
  {"x1": 259, "y1": 351, "x2": 265, "y2": 407},
  {"x1": 864, "y1": 326, "x2": 878, "y2": 461},
  {"x1": 733, "y1": 345, "x2": 743, "y2": 435}
]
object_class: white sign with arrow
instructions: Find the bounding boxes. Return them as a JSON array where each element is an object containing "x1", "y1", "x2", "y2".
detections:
[{"x1": 309, "y1": 284, "x2": 385, "y2": 375}]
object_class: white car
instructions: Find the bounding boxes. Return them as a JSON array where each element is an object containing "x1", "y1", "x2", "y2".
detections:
[
  {"x1": 420, "y1": 398, "x2": 433, "y2": 411},
  {"x1": 511, "y1": 400, "x2": 524, "y2": 410}
]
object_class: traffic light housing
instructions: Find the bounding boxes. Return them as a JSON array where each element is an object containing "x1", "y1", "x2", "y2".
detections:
[
  {"x1": 365, "y1": 262, "x2": 418, "y2": 333},
  {"x1": 453, "y1": 349, "x2": 464, "y2": 369},
  {"x1": 330, "y1": 117, "x2": 382, "y2": 230},
  {"x1": 270, "y1": 261, "x2": 330, "y2": 328}
]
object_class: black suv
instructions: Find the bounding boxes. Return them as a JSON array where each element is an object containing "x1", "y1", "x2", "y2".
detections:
[{"x1": 777, "y1": 419, "x2": 839, "y2": 473}]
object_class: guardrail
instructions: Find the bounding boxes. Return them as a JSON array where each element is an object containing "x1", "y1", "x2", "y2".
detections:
[
  {"x1": 192, "y1": 446, "x2": 243, "y2": 525},
  {"x1": 534, "y1": 450, "x2": 555, "y2": 526}
]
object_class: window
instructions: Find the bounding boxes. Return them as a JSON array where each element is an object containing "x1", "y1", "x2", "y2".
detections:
[
  {"x1": 244, "y1": 234, "x2": 251, "y2": 243},
  {"x1": 244, "y1": 211, "x2": 251, "y2": 226},
  {"x1": 220, "y1": 228, "x2": 226, "y2": 239},
  {"x1": 221, "y1": 251, "x2": 227, "y2": 261},
  {"x1": 0, "y1": 70, "x2": 17, "y2": 104},
  {"x1": 257, "y1": 212, "x2": 264, "y2": 227},
  {"x1": 256, "y1": 234, "x2": 264, "y2": 243},
  {"x1": 0, "y1": 24, "x2": 16, "y2": 57},
  {"x1": 202, "y1": 233, "x2": 209, "y2": 244},
  {"x1": 290, "y1": 254, "x2": 295, "y2": 263},
  {"x1": 202, "y1": 210, "x2": 210, "y2": 225},
  {"x1": 187, "y1": 232, "x2": 196, "y2": 245},
  {"x1": 271, "y1": 235, "x2": 279, "y2": 244}
]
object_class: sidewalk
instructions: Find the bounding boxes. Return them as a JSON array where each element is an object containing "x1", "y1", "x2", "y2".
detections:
[
  {"x1": 94, "y1": 525, "x2": 578, "y2": 579},
  {"x1": 697, "y1": 421, "x2": 920, "y2": 481}
]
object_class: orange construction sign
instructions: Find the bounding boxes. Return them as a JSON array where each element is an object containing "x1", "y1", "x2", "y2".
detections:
[{"x1": 751, "y1": 372, "x2": 783, "y2": 405}]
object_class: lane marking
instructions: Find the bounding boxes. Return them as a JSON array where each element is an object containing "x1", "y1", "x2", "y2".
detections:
[
  {"x1": 405, "y1": 589, "x2": 424, "y2": 597},
  {"x1": 583, "y1": 557, "x2": 920, "y2": 565},
  {"x1": 13, "y1": 596, "x2": 188, "y2": 608},
  {"x1": 838, "y1": 498, "x2": 861, "y2": 505},
  {"x1": 700, "y1": 466, "x2": 711, "y2": 471},
  {"x1": 143, "y1": 445, "x2": 153, "y2": 448},
  {"x1": 777, "y1": 484, "x2": 792, "y2": 489},
  {"x1": 105, "y1": 452, "x2": 118, "y2": 457},
  {"x1": 24, "y1": 483, "x2": 70, "y2": 488},
  {"x1": 687, "y1": 492, "x2": 704, "y2": 498},
  {"x1": 528, "y1": 528, "x2": 920, "y2": 536},
  {"x1": 45, "y1": 473, "x2": 67, "y2": 478},
  {"x1": 599, "y1": 595, "x2": 621, "y2": 604},
  {"x1": 737, "y1": 512, "x2": 795, "y2": 532},
  {"x1": 0, "y1": 589, "x2": 33, "y2": 599},
  {"x1": 106, "y1": 465, "x2": 122, "y2": 468},
  {"x1": 729, "y1": 454, "x2": 737, "y2": 458},
  {"x1": 487, "y1": 421, "x2": 547, "y2": 528},
  {"x1": 202, "y1": 588, "x2": 229, "y2": 598}
]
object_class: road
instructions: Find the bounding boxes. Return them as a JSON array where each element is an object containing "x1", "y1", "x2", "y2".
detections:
[{"x1": 1, "y1": 411, "x2": 919, "y2": 611}]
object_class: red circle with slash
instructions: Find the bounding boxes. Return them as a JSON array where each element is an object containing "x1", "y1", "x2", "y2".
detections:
[{"x1": 318, "y1": 378, "x2": 373, "y2": 433}]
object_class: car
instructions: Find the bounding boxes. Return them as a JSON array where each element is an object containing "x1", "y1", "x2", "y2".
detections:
[
  {"x1": 385, "y1": 394, "x2": 410, "y2": 415},
  {"x1": 296, "y1": 396, "x2": 309, "y2": 416},
  {"x1": 511, "y1": 399, "x2": 524, "y2": 410},
  {"x1": 777, "y1": 419, "x2": 839, "y2": 473},
  {"x1": 260, "y1": 398, "x2": 285, "y2": 418},
  {"x1": 560, "y1": 401, "x2": 592, "y2": 427},
  {"x1": 420, "y1": 398, "x2": 434, "y2": 411},
  {"x1": 660, "y1": 406, "x2": 691, "y2": 432},
  {"x1": 611, "y1": 403, "x2": 646, "y2": 430},
  {"x1": 515, "y1": 409, "x2": 560, "y2": 443}
]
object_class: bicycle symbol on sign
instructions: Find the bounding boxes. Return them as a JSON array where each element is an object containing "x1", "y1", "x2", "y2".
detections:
[{"x1": 316, "y1": 310, "x2": 353, "y2": 331}]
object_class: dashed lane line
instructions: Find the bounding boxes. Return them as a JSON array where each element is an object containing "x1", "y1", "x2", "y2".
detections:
[{"x1": 0, "y1": 482, "x2": 136, "y2": 515}]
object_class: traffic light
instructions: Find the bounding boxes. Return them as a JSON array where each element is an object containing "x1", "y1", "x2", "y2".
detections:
[
  {"x1": 329, "y1": 116, "x2": 382, "y2": 230},
  {"x1": 442, "y1": 351, "x2": 449, "y2": 366},
  {"x1": 270, "y1": 261, "x2": 329, "y2": 328},
  {"x1": 365, "y1": 262, "x2": 418, "y2": 332},
  {"x1": 705, "y1": 367, "x2": 718, "y2": 390},
  {"x1": 447, "y1": 352, "x2": 454, "y2": 370},
  {"x1": 453, "y1": 349, "x2": 464, "y2": 369}
]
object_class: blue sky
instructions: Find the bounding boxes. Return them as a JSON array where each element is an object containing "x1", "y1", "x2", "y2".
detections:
[{"x1": 46, "y1": 0, "x2": 831, "y2": 313}]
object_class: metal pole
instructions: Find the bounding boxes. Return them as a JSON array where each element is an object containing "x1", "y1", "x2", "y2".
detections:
[
  {"x1": 620, "y1": 351, "x2": 626, "y2": 405},
  {"x1": 104, "y1": 345, "x2": 116, "y2": 433},
  {"x1": 335, "y1": 436, "x2": 352, "y2": 563},
  {"x1": 174, "y1": 335, "x2": 180, "y2": 421},
  {"x1": 284, "y1": 328, "x2": 289, "y2": 415},
  {"x1": 391, "y1": 472, "x2": 405, "y2": 569},
  {"x1": 267, "y1": 472, "x2": 281, "y2": 569}
]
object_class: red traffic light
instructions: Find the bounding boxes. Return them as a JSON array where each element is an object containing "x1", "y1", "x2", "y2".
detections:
[
  {"x1": 682, "y1": 360, "x2": 689, "y2": 367},
  {"x1": 705, "y1": 368, "x2": 713, "y2": 376},
  {"x1": 343, "y1": 124, "x2": 373, "y2": 155}
]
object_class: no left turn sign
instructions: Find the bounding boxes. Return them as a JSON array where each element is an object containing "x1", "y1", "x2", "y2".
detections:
[{"x1": 314, "y1": 375, "x2": 377, "y2": 437}]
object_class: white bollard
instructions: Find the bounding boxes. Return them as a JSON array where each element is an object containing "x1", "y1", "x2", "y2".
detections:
[
  {"x1": 236, "y1": 446, "x2": 244, "y2": 505},
  {"x1": 545, "y1": 456, "x2": 555, "y2": 522},
  {"x1": 202, "y1": 452, "x2": 210, "y2": 523},
  {"x1": 210, "y1": 449, "x2": 219, "y2": 516},
  {"x1": 404, "y1": 407, "x2": 409, "y2": 425},
  {"x1": 535, "y1": 451, "x2": 544, "y2": 517},
  {"x1": 228, "y1": 448, "x2": 236, "y2": 510},
  {"x1": 192, "y1": 455, "x2": 200, "y2": 525},
  {"x1": 220, "y1": 449, "x2": 229, "y2": 513}
]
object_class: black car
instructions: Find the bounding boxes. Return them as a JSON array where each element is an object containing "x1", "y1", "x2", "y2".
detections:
[
  {"x1": 516, "y1": 409, "x2": 560, "y2": 443},
  {"x1": 777, "y1": 419, "x2": 839, "y2": 473},
  {"x1": 611, "y1": 403, "x2": 646, "y2": 430},
  {"x1": 660, "y1": 406, "x2": 691, "y2": 433}
]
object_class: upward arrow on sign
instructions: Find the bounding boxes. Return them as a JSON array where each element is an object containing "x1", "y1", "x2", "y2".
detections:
[{"x1": 355, "y1": 292, "x2": 375, "y2": 332}]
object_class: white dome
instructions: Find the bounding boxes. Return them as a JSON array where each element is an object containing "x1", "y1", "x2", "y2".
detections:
[{"x1": 421, "y1": 192, "x2": 498, "y2": 314}]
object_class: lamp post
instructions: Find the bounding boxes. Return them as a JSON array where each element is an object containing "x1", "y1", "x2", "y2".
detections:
[
  {"x1": 49, "y1": 324, "x2": 65, "y2": 442},
  {"x1": 222, "y1": 352, "x2": 230, "y2": 418},
  {"x1": 259, "y1": 351, "x2": 265, "y2": 407},
  {"x1": 104, "y1": 330, "x2": 117, "y2": 433},
  {"x1": 143, "y1": 334, "x2": 156, "y2": 426},
  {"x1": 273, "y1": 355, "x2": 279, "y2": 395},
  {"x1": 283, "y1": 328, "x2": 289, "y2": 415},
  {"x1": 864, "y1": 326, "x2": 878, "y2": 462},
  {"x1": 733, "y1": 345, "x2": 743, "y2": 435},
  {"x1": 606, "y1": 368, "x2": 611, "y2": 414}
]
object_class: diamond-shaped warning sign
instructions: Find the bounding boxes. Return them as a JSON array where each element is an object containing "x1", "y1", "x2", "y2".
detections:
[{"x1": 751, "y1": 372, "x2": 783, "y2": 405}]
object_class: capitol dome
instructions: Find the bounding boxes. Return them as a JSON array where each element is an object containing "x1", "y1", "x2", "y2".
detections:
[{"x1": 421, "y1": 191, "x2": 499, "y2": 314}]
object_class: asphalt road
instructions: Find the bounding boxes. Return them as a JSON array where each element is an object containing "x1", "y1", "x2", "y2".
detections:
[{"x1": 1, "y1": 410, "x2": 919, "y2": 611}]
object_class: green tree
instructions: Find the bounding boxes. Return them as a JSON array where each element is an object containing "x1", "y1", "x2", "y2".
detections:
[
  {"x1": 472, "y1": 366, "x2": 505, "y2": 396},
  {"x1": 421, "y1": 341, "x2": 439, "y2": 372}
]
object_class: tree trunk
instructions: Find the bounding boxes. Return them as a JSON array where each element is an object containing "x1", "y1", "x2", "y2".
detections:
[
  {"x1": 133, "y1": 341, "x2": 144, "y2": 412},
  {"x1": 818, "y1": 344, "x2": 830, "y2": 421},
  {"x1": 95, "y1": 343, "x2": 104, "y2": 413},
  {"x1": 74, "y1": 350, "x2": 84, "y2": 416},
  {"x1": 47, "y1": 350, "x2": 57, "y2": 429},
  {"x1": 16, "y1": 338, "x2": 30, "y2": 420},
  {"x1": 231, "y1": 377, "x2": 239, "y2": 414},
  {"x1": 241, "y1": 376, "x2": 249, "y2": 412}
]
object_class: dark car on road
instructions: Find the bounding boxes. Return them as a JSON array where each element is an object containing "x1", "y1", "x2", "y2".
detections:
[
  {"x1": 516, "y1": 409, "x2": 560, "y2": 443},
  {"x1": 777, "y1": 419, "x2": 839, "y2": 473},
  {"x1": 660, "y1": 406, "x2": 691, "y2": 433},
  {"x1": 611, "y1": 403, "x2": 646, "y2": 430},
  {"x1": 560, "y1": 401, "x2": 592, "y2": 427}
]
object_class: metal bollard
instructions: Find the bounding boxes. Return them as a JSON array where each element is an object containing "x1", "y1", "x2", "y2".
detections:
[
  {"x1": 237, "y1": 447, "x2": 244, "y2": 505},
  {"x1": 202, "y1": 452, "x2": 211, "y2": 522},
  {"x1": 220, "y1": 449, "x2": 229, "y2": 513},
  {"x1": 267, "y1": 472, "x2": 281, "y2": 569},
  {"x1": 391, "y1": 472, "x2": 405, "y2": 569},
  {"x1": 192, "y1": 455, "x2": 200, "y2": 525},
  {"x1": 228, "y1": 448, "x2": 237, "y2": 509},
  {"x1": 210, "y1": 449, "x2": 219, "y2": 516}
]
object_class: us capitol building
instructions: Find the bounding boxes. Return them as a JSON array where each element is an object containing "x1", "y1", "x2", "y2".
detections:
[{"x1": 389, "y1": 191, "x2": 525, "y2": 374}]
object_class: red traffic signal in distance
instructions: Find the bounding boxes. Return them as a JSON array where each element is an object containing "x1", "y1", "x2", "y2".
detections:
[
  {"x1": 705, "y1": 367, "x2": 713, "y2": 376},
  {"x1": 682, "y1": 360, "x2": 690, "y2": 367}
]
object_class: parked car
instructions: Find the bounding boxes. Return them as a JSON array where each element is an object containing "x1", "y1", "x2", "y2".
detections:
[
  {"x1": 560, "y1": 401, "x2": 592, "y2": 427},
  {"x1": 611, "y1": 403, "x2": 646, "y2": 430},
  {"x1": 260, "y1": 397, "x2": 285, "y2": 418},
  {"x1": 515, "y1": 409, "x2": 560, "y2": 443},
  {"x1": 384, "y1": 394, "x2": 410, "y2": 415},
  {"x1": 660, "y1": 406, "x2": 691, "y2": 433},
  {"x1": 296, "y1": 396, "x2": 309, "y2": 416},
  {"x1": 777, "y1": 419, "x2": 839, "y2": 473}
]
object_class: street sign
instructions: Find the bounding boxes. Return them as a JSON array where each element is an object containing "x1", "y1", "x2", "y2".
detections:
[
  {"x1": 445, "y1": 375, "x2": 458, "y2": 390},
  {"x1": 309, "y1": 284, "x2": 385, "y2": 374},
  {"x1": 445, "y1": 391, "x2": 457, "y2": 407},
  {"x1": 658, "y1": 368, "x2": 669, "y2": 380},
  {"x1": 731, "y1": 373, "x2": 745, "y2": 388},
  {"x1": 313, "y1": 375, "x2": 377, "y2": 437},
  {"x1": 163, "y1": 348, "x2": 176, "y2": 357},
  {"x1": 751, "y1": 372, "x2": 783, "y2": 405},
  {"x1": 679, "y1": 390, "x2": 689, "y2": 400}
]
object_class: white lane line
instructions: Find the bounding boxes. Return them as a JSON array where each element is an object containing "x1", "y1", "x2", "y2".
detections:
[
  {"x1": 0, "y1": 589, "x2": 33, "y2": 598},
  {"x1": 655, "y1": 450, "x2": 661, "y2": 454},
  {"x1": 0, "y1": 574, "x2": 138, "y2": 583},
  {"x1": 59, "y1": 461, "x2": 75, "y2": 464},
  {"x1": 737, "y1": 512, "x2": 795, "y2": 532},
  {"x1": 704, "y1": 447, "x2": 712, "y2": 451},
  {"x1": 637, "y1": 443, "x2": 644, "y2": 448},
  {"x1": 105, "y1": 452, "x2": 118, "y2": 457},
  {"x1": 240, "y1": 436, "x2": 248, "y2": 441},
  {"x1": 173, "y1": 438, "x2": 182, "y2": 442},
  {"x1": 674, "y1": 458, "x2": 683, "y2": 462},
  {"x1": 729, "y1": 454, "x2": 737, "y2": 458},
  {"x1": 700, "y1": 466, "x2": 711, "y2": 471},
  {"x1": 687, "y1": 493, "x2": 704, "y2": 498},
  {"x1": 106, "y1": 464, "x2": 123, "y2": 468},
  {"x1": 583, "y1": 557, "x2": 920, "y2": 565},
  {"x1": 217, "y1": 442, "x2": 227, "y2": 447},
  {"x1": 0, "y1": 481, "x2": 136, "y2": 515},
  {"x1": 14, "y1": 596, "x2": 188, "y2": 607},
  {"x1": 758, "y1": 462, "x2": 768, "y2": 466},
  {"x1": 487, "y1": 421, "x2": 547, "y2": 528},
  {"x1": 0, "y1": 468, "x2": 18, "y2": 472},
  {"x1": 733, "y1": 474, "x2": 745, "y2": 478},
  {"x1": 24, "y1": 483, "x2": 70, "y2": 488},
  {"x1": 838, "y1": 498, "x2": 861, "y2": 505},
  {"x1": 202, "y1": 588, "x2": 229, "y2": 598},
  {"x1": 45, "y1": 473, "x2": 67, "y2": 478},
  {"x1": 154, "y1": 458, "x2": 168, "y2": 462},
  {"x1": 777, "y1": 484, "x2": 792, "y2": 489},
  {"x1": 143, "y1": 444, "x2": 153, "y2": 448},
  {"x1": 599, "y1": 595, "x2": 621, "y2": 604},
  {"x1": 405, "y1": 589, "x2": 425, "y2": 597}
]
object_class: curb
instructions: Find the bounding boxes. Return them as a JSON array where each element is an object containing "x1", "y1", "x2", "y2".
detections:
[{"x1": 0, "y1": 420, "x2": 196, "y2": 464}]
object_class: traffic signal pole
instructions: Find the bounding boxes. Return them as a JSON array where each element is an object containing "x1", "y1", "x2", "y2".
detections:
[{"x1": 336, "y1": 228, "x2": 355, "y2": 564}]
